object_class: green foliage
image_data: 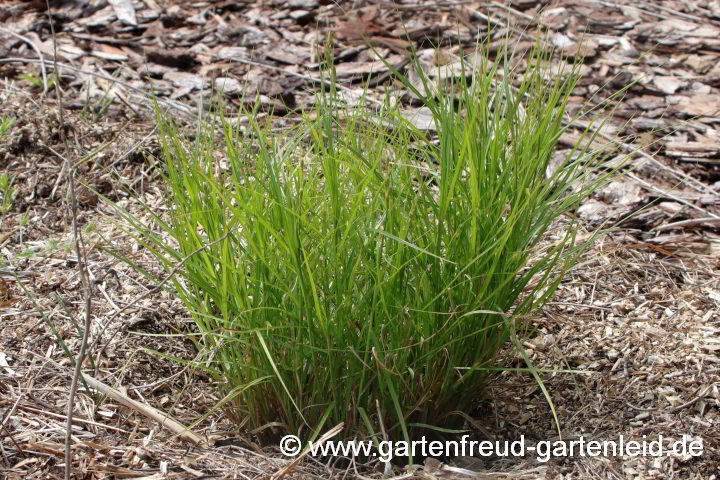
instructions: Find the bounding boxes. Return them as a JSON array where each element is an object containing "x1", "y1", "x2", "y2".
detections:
[
  {"x1": 120, "y1": 41, "x2": 618, "y2": 452},
  {"x1": 0, "y1": 173, "x2": 15, "y2": 214},
  {"x1": 0, "y1": 117, "x2": 15, "y2": 138},
  {"x1": 1, "y1": 116, "x2": 17, "y2": 215},
  {"x1": 19, "y1": 73, "x2": 57, "y2": 90}
]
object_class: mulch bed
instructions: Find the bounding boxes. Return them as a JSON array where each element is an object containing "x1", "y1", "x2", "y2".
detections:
[{"x1": 1, "y1": 0, "x2": 718, "y2": 478}]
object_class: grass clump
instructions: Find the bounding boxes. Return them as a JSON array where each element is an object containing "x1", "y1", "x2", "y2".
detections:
[
  {"x1": 0, "y1": 116, "x2": 16, "y2": 213},
  {"x1": 0, "y1": 116, "x2": 15, "y2": 138},
  {"x1": 123, "y1": 43, "x2": 615, "y2": 449},
  {"x1": 0, "y1": 174, "x2": 15, "y2": 214}
]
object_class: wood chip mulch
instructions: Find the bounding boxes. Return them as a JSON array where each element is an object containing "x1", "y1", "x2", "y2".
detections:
[{"x1": 1, "y1": 0, "x2": 719, "y2": 478}]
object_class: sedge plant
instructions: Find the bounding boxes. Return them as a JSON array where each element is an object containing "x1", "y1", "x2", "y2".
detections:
[{"x1": 115, "y1": 40, "x2": 619, "y2": 454}]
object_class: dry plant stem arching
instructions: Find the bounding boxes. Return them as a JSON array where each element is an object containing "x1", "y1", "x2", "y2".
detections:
[
  {"x1": 39, "y1": 0, "x2": 95, "y2": 477},
  {"x1": 0, "y1": 27, "x2": 48, "y2": 95}
]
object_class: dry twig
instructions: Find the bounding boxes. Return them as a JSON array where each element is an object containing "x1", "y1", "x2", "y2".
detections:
[
  {"x1": 40, "y1": 3, "x2": 94, "y2": 479},
  {"x1": 0, "y1": 27, "x2": 48, "y2": 95}
]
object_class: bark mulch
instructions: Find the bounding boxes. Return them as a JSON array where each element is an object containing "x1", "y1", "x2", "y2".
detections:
[{"x1": 1, "y1": 0, "x2": 718, "y2": 478}]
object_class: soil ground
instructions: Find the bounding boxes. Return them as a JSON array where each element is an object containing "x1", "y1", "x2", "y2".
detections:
[{"x1": 1, "y1": 0, "x2": 719, "y2": 478}]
